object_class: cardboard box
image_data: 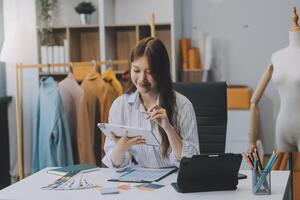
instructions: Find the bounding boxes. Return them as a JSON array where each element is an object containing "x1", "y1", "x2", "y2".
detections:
[{"x1": 227, "y1": 86, "x2": 252, "y2": 110}]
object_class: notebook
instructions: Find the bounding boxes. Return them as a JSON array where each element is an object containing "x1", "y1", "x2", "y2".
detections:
[
  {"x1": 108, "y1": 167, "x2": 177, "y2": 183},
  {"x1": 47, "y1": 164, "x2": 99, "y2": 176}
]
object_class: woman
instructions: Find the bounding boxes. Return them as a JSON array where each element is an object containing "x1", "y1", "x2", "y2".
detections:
[{"x1": 102, "y1": 37, "x2": 199, "y2": 169}]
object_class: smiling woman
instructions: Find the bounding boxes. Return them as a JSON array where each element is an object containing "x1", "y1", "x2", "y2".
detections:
[{"x1": 102, "y1": 37, "x2": 200, "y2": 169}]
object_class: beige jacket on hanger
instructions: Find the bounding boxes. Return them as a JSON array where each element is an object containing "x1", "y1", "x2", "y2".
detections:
[
  {"x1": 58, "y1": 73, "x2": 95, "y2": 164},
  {"x1": 81, "y1": 72, "x2": 114, "y2": 162}
]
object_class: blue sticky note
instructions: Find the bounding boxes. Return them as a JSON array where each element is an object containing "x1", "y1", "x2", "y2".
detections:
[
  {"x1": 143, "y1": 183, "x2": 165, "y2": 189},
  {"x1": 101, "y1": 187, "x2": 120, "y2": 195}
]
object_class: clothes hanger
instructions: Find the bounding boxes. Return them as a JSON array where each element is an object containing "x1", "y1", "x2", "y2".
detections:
[
  {"x1": 47, "y1": 63, "x2": 51, "y2": 75},
  {"x1": 91, "y1": 60, "x2": 99, "y2": 73},
  {"x1": 107, "y1": 58, "x2": 113, "y2": 70},
  {"x1": 45, "y1": 63, "x2": 52, "y2": 78},
  {"x1": 69, "y1": 62, "x2": 74, "y2": 74}
]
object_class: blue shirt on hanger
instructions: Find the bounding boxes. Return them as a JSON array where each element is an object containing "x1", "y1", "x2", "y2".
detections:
[{"x1": 31, "y1": 77, "x2": 73, "y2": 173}]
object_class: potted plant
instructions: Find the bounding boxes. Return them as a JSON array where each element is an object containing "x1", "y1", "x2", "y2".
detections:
[
  {"x1": 75, "y1": 2, "x2": 96, "y2": 25},
  {"x1": 37, "y1": 0, "x2": 57, "y2": 45}
]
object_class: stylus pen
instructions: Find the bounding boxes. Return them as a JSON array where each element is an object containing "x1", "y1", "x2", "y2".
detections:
[{"x1": 108, "y1": 178, "x2": 152, "y2": 183}]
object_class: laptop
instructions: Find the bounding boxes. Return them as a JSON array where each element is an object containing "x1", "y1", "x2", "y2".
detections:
[{"x1": 172, "y1": 153, "x2": 242, "y2": 193}]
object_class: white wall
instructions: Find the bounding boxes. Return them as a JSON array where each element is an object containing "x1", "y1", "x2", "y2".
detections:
[
  {"x1": 0, "y1": 0, "x2": 5, "y2": 96},
  {"x1": 114, "y1": 0, "x2": 172, "y2": 24},
  {"x1": 183, "y1": 0, "x2": 300, "y2": 153},
  {"x1": 100, "y1": 0, "x2": 173, "y2": 26},
  {"x1": 3, "y1": 0, "x2": 38, "y2": 180},
  {"x1": 49, "y1": 0, "x2": 99, "y2": 26},
  {"x1": 0, "y1": 0, "x2": 3, "y2": 48}
]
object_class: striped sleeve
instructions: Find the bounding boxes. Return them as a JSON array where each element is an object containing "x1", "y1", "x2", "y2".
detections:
[
  {"x1": 102, "y1": 96, "x2": 132, "y2": 169},
  {"x1": 176, "y1": 96, "x2": 200, "y2": 157}
]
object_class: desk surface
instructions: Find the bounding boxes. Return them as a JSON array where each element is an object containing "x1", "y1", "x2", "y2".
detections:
[{"x1": 0, "y1": 168, "x2": 290, "y2": 200}]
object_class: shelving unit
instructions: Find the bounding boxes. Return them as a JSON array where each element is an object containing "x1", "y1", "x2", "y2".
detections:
[
  {"x1": 68, "y1": 26, "x2": 100, "y2": 62},
  {"x1": 104, "y1": 23, "x2": 172, "y2": 72},
  {"x1": 155, "y1": 24, "x2": 172, "y2": 58},
  {"x1": 105, "y1": 25, "x2": 136, "y2": 71},
  {"x1": 46, "y1": 27, "x2": 66, "y2": 46},
  {"x1": 37, "y1": 25, "x2": 100, "y2": 80},
  {"x1": 100, "y1": 0, "x2": 182, "y2": 81},
  {"x1": 180, "y1": 69, "x2": 204, "y2": 82},
  {"x1": 36, "y1": 0, "x2": 182, "y2": 81}
]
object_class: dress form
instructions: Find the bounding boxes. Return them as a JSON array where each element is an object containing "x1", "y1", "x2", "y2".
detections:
[{"x1": 271, "y1": 7, "x2": 300, "y2": 152}]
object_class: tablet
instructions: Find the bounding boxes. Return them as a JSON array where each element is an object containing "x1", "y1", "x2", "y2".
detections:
[{"x1": 97, "y1": 123, "x2": 160, "y2": 146}]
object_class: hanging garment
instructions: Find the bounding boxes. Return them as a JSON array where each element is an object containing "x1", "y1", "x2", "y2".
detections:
[
  {"x1": 102, "y1": 68, "x2": 123, "y2": 96},
  {"x1": 58, "y1": 73, "x2": 95, "y2": 164},
  {"x1": 81, "y1": 72, "x2": 114, "y2": 164},
  {"x1": 31, "y1": 77, "x2": 73, "y2": 173},
  {"x1": 103, "y1": 73, "x2": 118, "y2": 105}
]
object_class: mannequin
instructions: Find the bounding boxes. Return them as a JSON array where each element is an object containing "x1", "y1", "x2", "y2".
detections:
[{"x1": 249, "y1": 7, "x2": 300, "y2": 152}]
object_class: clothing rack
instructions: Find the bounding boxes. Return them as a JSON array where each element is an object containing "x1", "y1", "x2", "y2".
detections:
[{"x1": 15, "y1": 59, "x2": 128, "y2": 180}]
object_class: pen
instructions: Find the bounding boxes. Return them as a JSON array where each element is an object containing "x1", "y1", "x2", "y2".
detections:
[
  {"x1": 246, "y1": 153, "x2": 254, "y2": 165},
  {"x1": 243, "y1": 152, "x2": 254, "y2": 170},
  {"x1": 254, "y1": 152, "x2": 278, "y2": 193},
  {"x1": 252, "y1": 151, "x2": 262, "y2": 171},
  {"x1": 108, "y1": 178, "x2": 152, "y2": 183},
  {"x1": 254, "y1": 148, "x2": 264, "y2": 170},
  {"x1": 248, "y1": 152, "x2": 254, "y2": 165}
]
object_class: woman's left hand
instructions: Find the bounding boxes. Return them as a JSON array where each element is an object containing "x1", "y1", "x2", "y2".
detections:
[{"x1": 147, "y1": 105, "x2": 171, "y2": 130}]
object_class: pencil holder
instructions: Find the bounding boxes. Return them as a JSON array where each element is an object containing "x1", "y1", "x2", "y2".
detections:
[{"x1": 252, "y1": 170, "x2": 271, "y2": 195}]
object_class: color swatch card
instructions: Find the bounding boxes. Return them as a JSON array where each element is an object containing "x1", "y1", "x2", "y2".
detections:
[
  {"x1": 135, "y1": 183, "x2": 165, "y2": 191},
  {"x1": 117, "y1": 184, "x2": 132, "y2": 190},
  {"x1": 42, "y1": 172, "x2": 97, "y2": 190}
]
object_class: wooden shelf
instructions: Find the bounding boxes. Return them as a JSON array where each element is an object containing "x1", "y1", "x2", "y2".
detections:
[
  {"x1": 180, "y1": 68, "x2": 204, "y2": 82},
  {"x1": 38, "y1": 25, "x2": 99, "y2": 29},
  {"x1": 39, "y1": 72, "x2": 69, "y2": 76},
  {"x1": 156, "y1": 24, "x2": 171, "y2": 63},
  {"x1": 105, "y1": 23, "x2": 170, "y2": 27},
  {"x1": 105, "y1": 26, "x2": 136, "y2": 72},
  {"x1": 46, "y1": 28, "x2": 66, "y2": 46},
  {"x1": 67, "y1": 25, "x2": 99, "y2": 29},
  {"x1": 37, "y1": 22, "x2": 172, "y2": 80},
  {"x1": 105, "y1": 24, "x2": 136, "y2": 28},
  {"x1": 137, "y1": 25, "x2": 151, "y2": 40},
  {"x1": 69, "y1": 27, "x2": 100, "y2": 62},
  {"x1": 114, "y1": 69, "x2": 127, "y2": 74}
]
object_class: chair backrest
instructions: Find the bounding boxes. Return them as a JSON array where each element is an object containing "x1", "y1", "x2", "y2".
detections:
[{"x1": 173, "y1": 82, "x2": 228, "y2": 154}]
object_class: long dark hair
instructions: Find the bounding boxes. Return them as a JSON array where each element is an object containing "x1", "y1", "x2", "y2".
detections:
[{"x1": 127, "y1": 37, "x2": 177, "y2": 157}]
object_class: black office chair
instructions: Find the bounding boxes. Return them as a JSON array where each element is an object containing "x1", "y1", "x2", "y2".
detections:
[{"x1": 173, "y1": 82, "x2": 228, "y2": 154}]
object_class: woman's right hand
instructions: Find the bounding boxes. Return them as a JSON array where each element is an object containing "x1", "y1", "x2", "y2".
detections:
[{"x1": 110, "y1": 132, "x2": 145, "y2": 152}]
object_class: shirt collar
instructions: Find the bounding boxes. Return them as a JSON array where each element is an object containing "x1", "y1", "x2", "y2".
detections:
[
  {"x1": 127, "y1": 90, "x2": 160, "y2": 112},
  {"x1": 40, "y1": 77, "x2": 57, "y2": 93},
  {"x1": 128, "y1": 90, "x2": 139, "y2": 104},
  {"x1": 85, "y1": 72, "x2": 101, "y2": 80}
]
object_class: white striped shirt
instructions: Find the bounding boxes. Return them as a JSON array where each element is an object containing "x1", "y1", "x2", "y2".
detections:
[{"x1": 102, "y1": 90, "x2": 200, "y2": 169}]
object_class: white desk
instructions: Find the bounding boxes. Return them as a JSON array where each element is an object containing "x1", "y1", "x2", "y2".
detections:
[{"x1": 0, "y1": 168, "x2": 290, "y2": 200}]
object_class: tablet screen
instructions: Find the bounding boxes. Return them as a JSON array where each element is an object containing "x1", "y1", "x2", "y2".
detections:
[{"x1": 98, "y1": 123, "x2": 160, "y2": 146}]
